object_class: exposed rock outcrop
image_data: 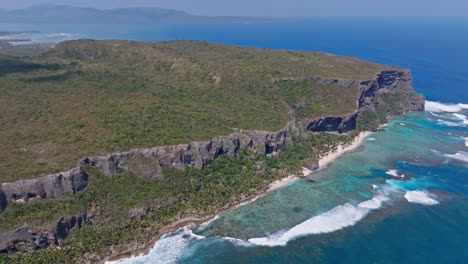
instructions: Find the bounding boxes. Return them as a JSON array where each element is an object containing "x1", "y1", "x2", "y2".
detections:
[
  {"x1": 53, "y1": 213, "x2": 87, "y2": 243},
  {"x1": 306, "y1": 70, "x2": 425, "y2": 133},
  {"x1": 0, "y1": 167, "x2": 88, "y2": 211},
  {"x1": 0, "y1": 212, "x2": 86, "y2": 253},
  {"x1": 307, "y1": 114, "x2": 357, "y2": 133},
  {"x1": 0, "y1": 190, "x2": 6, "y2": 212},
  {"x1": 80, "y1": 123, "x2": 298, "y2": 178}
]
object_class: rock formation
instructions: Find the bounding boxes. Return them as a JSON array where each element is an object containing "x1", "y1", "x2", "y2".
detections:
[
  {"x1": 0, "y1": 167, "x2": 88, "y2": 212},
  {"x1": 0, "y1": 212, "x2": 86, "y2": 253},
  {"x1": 306, "y1": 70, "x2": 425, "y2": 133},
  {"x1": 80, "y1": 122, "x2": 298, "y2": 178}
]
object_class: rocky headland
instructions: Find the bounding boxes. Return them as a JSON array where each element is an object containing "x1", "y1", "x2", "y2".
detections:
[{"x1": 0, "y1": 68, "x2": 424, "y2": 255}]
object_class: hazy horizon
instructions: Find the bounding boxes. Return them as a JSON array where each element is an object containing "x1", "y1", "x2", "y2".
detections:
[{"x1": 0, "y1": 0, "x2": 467, "y2": 18}]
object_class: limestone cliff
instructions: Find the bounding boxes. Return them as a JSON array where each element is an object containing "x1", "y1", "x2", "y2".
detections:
[
  {"x1": 0, "y1": 167, "x2": 87, "y2": 212},
  {"x1": 81, "y1": 122, "x2": 298, "y2": 178},
  {"x1": 0, "y1": 213, "x2": 87, "y2": 253},
  {"x1": 306, "y1": 70, "x2": 425, "y2": 133}
]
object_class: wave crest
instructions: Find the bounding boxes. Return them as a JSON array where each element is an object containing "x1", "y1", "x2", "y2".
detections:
[
  {"x1": 107, "y1": 227, "x2": 204, "y2": 264},
  {"x1": 445, "y1": 151, "x2": 468, "y2": 163},
  {"x1": 426, "y1": 101, "x2": 468, "y2": 113},
  {"x1": 247, "y1": 193, "x2": 389, "y2": 247},
  {"x1": 404, "y1": 190, "x2": 439, "y2": 205}
]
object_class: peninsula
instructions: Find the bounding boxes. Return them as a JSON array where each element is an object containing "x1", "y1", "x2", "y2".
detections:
[{"x1": 0, "y1": 40, "x2": 424, "y2": 263}]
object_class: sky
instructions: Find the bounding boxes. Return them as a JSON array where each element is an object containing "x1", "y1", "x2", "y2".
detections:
[{"x1": 0, "y1": 0, "x2": 467, "y2": 17}]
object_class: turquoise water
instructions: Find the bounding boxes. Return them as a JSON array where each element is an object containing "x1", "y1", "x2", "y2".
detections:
[
  {"x1": 2, "y1": 19, "x2": 467, "y2": 263},
  {"x1": 113, "y1": 109, "x2": 468, "y2": 264}
]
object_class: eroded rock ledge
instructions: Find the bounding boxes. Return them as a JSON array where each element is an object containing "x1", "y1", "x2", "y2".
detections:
[
  {"x1": 304, "y1": 70, "x2": 425, "y2": 133},
  {"x1": 0, "y1": 213, "x2": 87, "y2": 253},
  {"x1": 81, "y1": 122, "x2": 298, "y2": 179},
  {"x1": 0, "y1": 168, "x2": 88, "y2": 211}
]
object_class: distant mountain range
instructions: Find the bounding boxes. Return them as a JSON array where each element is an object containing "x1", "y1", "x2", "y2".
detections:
[{"x1": 0, "y1": 4, "x2": 288, "y2": 24}]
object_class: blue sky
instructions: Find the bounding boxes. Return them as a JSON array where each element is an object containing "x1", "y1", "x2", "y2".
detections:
[{"x1": 0, "y1": 0, "x2": 467, "y2": 17}]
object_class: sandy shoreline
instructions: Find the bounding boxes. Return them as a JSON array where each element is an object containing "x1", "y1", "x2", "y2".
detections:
[
  {"x1": 318, "y1": 131, "x2": 372, "y2": 170},
  {"x1": 106, "y1": 131, "x2": 372, "y2": 263}
]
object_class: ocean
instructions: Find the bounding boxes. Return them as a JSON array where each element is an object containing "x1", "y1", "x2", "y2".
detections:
[{"x1": 1, "y1": 19, "x2": 467, "y2": 263}]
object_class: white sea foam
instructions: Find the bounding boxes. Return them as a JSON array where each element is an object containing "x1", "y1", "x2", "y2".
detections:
[
  {"x1": 222, "y1": 236, "x2": 253, "y2": 247},
  {"x1": 453, "y1": 113, "x2": 468, "y2": 125},
  {"x1": 197, "y1": 215, "x2": 220, "y2": 231},
  {"x1": 445, "y1": 151, "x2": 468, "y2": 163},
  {"x1": 464, "y1": 137, "x2": 468, "y2": 148},
  {"x1": 385, "y1": 170, "x2": 399, "y2": 177},
  {"x1": 437, "y1": 119, "x2": 464, "y2": 127},
  {"x1": 247, "y1": 193, "x2": 389, "y2": 247},
  {"x1": 385, "y1": 169, "x2": 406, "y2": 179},
  {"x1": 107, "y1": 227, "x2": 204, "y2": 264},
  {"x1": 236, "y1": 196, "x2": 260, "y2": 208},
  {"x1": 426, "y1": 101, "x2": 468, "y2": 113},
  {"x1": 368, "y1": 138, "x2": 376, "y2": 141},
  {"x1": 404, "y1": 190, "x2": 439, "y2": 205}
]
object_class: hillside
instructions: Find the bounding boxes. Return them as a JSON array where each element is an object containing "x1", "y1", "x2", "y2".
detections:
[
  {"x1": 0, "y1": 39, "x2": 404, "y2": 182},
  {"x1": 0, "y1": 40, "x2": 424, "y2": 262},
  {"x1": 0, "y1": 5, "x2": 286, "y2": 24}
]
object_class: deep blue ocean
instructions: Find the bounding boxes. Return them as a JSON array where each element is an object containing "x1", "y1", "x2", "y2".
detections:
[{"x1": 1, "y1": 19, "x2": 467, "y2": 264}]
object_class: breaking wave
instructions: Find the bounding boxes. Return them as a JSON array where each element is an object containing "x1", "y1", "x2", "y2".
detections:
[
  {"x1": 425, "y1": 101, "x2": 468, "y2": 113},
  {"x1": 247, "y1": 192, "x2": 390, "y2": 247},
  {"x1": 197, "y1": 215, "x2": 220, "y2": 231},
  {"x1": 107, "y1": 227, "x2": 204, "y2": 264},
  {"x1": 385, "y1": 169, "x2": 405, "y2": 179},
  {"x1": 404, "y1": 190, "x2": 439, "y2": 205},
  {"x1": 453, "y1": 113, "x2": 468, "y2": 125},
  {"x1": 445, "y1": 151, "x2": 468, "y2": 163}
]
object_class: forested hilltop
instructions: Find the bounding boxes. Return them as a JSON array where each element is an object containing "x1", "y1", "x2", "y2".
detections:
[{"x1": 0, "y1": 40, "x2": 424, "y2": 262}]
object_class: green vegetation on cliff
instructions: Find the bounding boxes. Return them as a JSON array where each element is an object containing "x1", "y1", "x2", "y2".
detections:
[
  {"x1": 0, "y1": 40, "x2": 395, "y2": 181},
  {"x1": 0, "y1": 40, "x2": 424, "y2": 262}
]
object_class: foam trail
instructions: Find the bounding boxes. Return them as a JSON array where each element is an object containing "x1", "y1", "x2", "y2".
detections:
[
  {"x1": 197, "y1": 215, "x2": 220, "y2": 231},
  {"x1": 248, "y1": 194, "x2": 389, "y2": 247},
  {"x1": 222, "y1": 237, "x2": 253, "y2": 247},
  {"x1": 425, "y1": 101, "x2": 468, "y2": 113},
  {"x1": 445, "y1": 151, "x2": 468, "y2": 163},
  {"x1": 404, "y1": 190, "x2": 439, "y2": 205},
  {"x1": 437, "y1": 119, "x2": 464, "y2": 127},
  {"x1": 464, "y1": 137, "x2": 468, "y2": 148},
  {"x1": 453, "y1": 113, "x2": 468, "y2": 125},
  {"x1": 107, "y1": 227, "x2": 204, "y2": 264}
]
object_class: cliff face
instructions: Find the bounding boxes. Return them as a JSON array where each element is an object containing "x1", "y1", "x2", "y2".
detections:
[
  {"x1": 307, "y1": 70, "x2": 425, "y2": 133},
  {"x1": 0, "y1": 123, "x2": 298, "y2": 212},
  {"x1": 0, "y1": 213, "x2": 86, "y2": 253},
  {"x1": 0, "y1": 167, "x2": 88, "y2": 212},
  {"x1": 81, "y1": 123, "x2": 298, "y2": 178},
  {"x1": 306, "y1": 114, "x2": 357, "y2": 133}
]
